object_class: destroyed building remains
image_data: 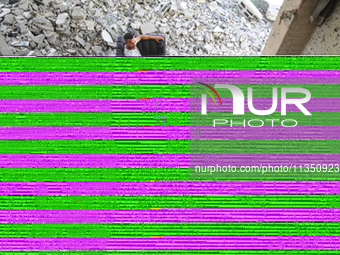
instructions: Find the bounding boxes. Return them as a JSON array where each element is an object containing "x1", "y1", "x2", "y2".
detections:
[{"x1": 0, "y1": 0, "x2": 281, "y2": 56}]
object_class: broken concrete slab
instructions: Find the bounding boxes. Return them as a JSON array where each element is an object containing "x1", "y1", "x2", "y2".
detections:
[
  {"x1": 84, "y1": 43, "x2": 91, "y2": 52},
  {"x1": 179, "y1": 2, "x2": 187, "y2": 11},
  {"x1": 66, "y1": 49, "x2": 76, "y2": 54},
  {"x1": 22, "y1": 11, "x2": 31, "y2": 19},
  {"x1": 11, "y1": 40, "x2": 29, "y2": 47},
  {"x1": 34, "y1": 34, "x2": 45, "y2": 47},
  {"x1": 238, "y1": 0, "x2": 263, "y2": 20},
  {"x1": 0, "y1": 8, "x2": 11, "y2": 18},
  {"x1": 18, "y1": 0, "x2": 29, "y2": 10},
  {"x1": 213, "y1": 26, "x2": 224, "y2": 32},
  {"x1": 168, "y1": 3, "x2": 179, "y2": 15},
  {"x1": 106, "y1": 0, "x2": 114, "y2": 7},
  {"x1": 209, "y1": 1, "x2": 219, "y2": 13},
  {"x1": 227, "y1": 42, "x2": 234, "y2": 48},
  {"x1": 30, "y1": 15, "x2": 54, "y2": 35},
  {"x1": 75, "y1": 35, "x2": 86, "y2": 47},
  {"x1": 56, "y1": 2, "x2": 68, "y2": 12},
  {"x1": 136, "y1": 8, "x2": 146, "y2": 17},
  {"x1": 72, "y1": 7, "x2": 86, "y2": 20},
  {"x1": 13, "y1": 8, "x2": 24, "y2": 16},
  {"x1": 0, "y1": 34, "x2": 13, "y2": 56},
  {"x1": 124, "y1": 8, "x2": 132, "y2": 17},
  {"x1": 46, "y1": 32, "x2": 58, "y2": 45},
  {"x1": 85, "y1": 20, "x2": 95, "y2": 31},
  {"x1": 46, "y1": 48, "x2": 57, "y2": 56},
  {"x1": 101, "y1": 30, "x2": 114, "y2": 45},
  {"x1": 184, "y1": 13, "x2": 194, "y2": 19},
  {"x1": 141, "y1": 22, "x2": 157, "y2": 34},
  {"x1": 56, "y1": 13, "x2": 70, "y2": 25},
  {"x1": 92, "y1": 45, "x2": 103, "y2": 55},
  {"x1": 4, "y1": 14, "x2": 15, "y2": 24},
  {"x1": 157, "y1": 2, "x2": 171, "y2": 15},
  {"x1": 17, "y1": 48, "x2": 30, "y2": 55},
  {"x1": 131, "y1": 21, "x2": 142, "y2": 30}
]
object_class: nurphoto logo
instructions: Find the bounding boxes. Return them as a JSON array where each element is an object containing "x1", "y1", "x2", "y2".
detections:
[{"x1": 198, "y1": 83, "x2": 312, "y2": 127}]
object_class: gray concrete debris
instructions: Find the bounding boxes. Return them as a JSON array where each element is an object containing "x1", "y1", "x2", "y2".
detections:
[
  {"x1": 46, "y1": 32, "x2": 58, "y2": 45},
  {"x1": 33, "y1": 34, "x2": 45, "y2": 47},
  {"x1": 85, "y1": 20, "x2": 95, "y2": 31},
  {"x1": 106, "y1": 0, "x2": 113, "y2": 7},
  {"x1": 136, "y1": 8, "x2": 146, "y2": 18},
  {"x1": 101, "y1": 30, "x2": 114, "y2": 45},
  {"x1": 141, "y1": 22, "x2": 157, "y2": 34},
  {"x1": 56, "y1": 13, "x2": 69, "y2": 25},
  {"x1": 18, "y1": 0, "x2": 29, "y2": 10},
  {"x1": 72, "y1": 7, "x2": 86, "y2": 20},
  {"x1": 238, "y1": 0, "x2": 263, "y2": 20},
  {"x1": 213, "y1": 26, "x2": 224, "y2": 33},
  {"x1": 11, "y1": 40, "x2": 29, "y2": 46},
  {"x1": 0, "y1": 34, "x2": 13, "y2": 55},
  {"x1": 30, "y1": 15, "x2": 54, "y2": 35},
  {"x1": 124, "y1": 8, "x2": 132, "y2": 17},
  {"x1": 0, "y1": 8, "x2": 11, "y2": 18},
  {"x1": 92, "y1": 45, "x2": 103, "y2": 55},
  {"x1": 4, "y1": 14, "x2": 15, "y2": 24},
  {"x1": 75, "y1": 35, "x2": 86, "y2": 46},
  {"x1": 0, "y1": 0, "x2": 277, "y2": 56}
]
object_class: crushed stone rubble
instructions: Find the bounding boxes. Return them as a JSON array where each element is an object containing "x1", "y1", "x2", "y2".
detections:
[{"x1": 0, "y1": 0, "x2": 279, "y2": 56}]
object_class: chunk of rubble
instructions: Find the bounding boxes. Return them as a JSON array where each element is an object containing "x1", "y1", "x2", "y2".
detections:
[
  {"x1": 18, "y1": 0, "x2": 28, "y2": 10},
  {"x1": 72, "y1": 7, "x2": 86, "y2": 20},
  {"x1": 11, "y1": 40, "x2": 29, "y2": 47},
  {"x1": 34, "y1": 34, "x2": 45, "y2": 46},
  {"x1": 75, "y1": 35, "x2": 86, "y2": 47},
  {"x1": 85, "y1": 20, "x2": 95, "y2": 31},
  {"x1": 0, "y1": 34, "x2": 13, "y2": 56},
  {"x1": 101, "y1": 30, "x2": 114, "y2": 46},
  {"x1": 141, "y1": 22, "x2": 157, "y2": 34},
  {"x1": 4, "y1": 14, "x2": 15, "y2": 24},
  {"x1": 106, "y1": 0, "x2": 114, "y2": 7},
  {"x1": 136, "y1": 8, "x2": 146, "y2": 18},
  {"x1": 56, "y1": 13, "x2": 69, "y2": 25},
  {"x1": 213, "y1": 26, "x2": 223, "y2": 33},
  {"x1": 0, "y1": 8, "x2": 11, "y2": 18},
  {"x1": 30, "y1": 15, "x2": 54, "y2": 35},
  {"x1": 179, "y1": 2, "x2": 187, "y2": 11},
  {"x1": 265, "y1": 0, "x2": 283, "y2": 21},
  {"x1": 208, "y1": 1, "x2": 219, "y2": 13},
  {"x1": 46, "y1": 32, "x2": 58, "y2": 45},
  {"x1": 238, "y1": 0, "x2": 263, "y2": 20},
  {"x1": 92, "y1": 45, "x2": 103, "y2": 55}
]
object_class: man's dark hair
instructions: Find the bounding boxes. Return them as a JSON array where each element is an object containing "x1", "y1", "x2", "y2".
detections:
[{"x1": 124, "y1": 33, "x2": 134, "y2": 41}]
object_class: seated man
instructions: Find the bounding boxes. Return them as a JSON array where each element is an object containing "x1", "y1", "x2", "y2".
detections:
[{"x1": 124, "y1": 33, "x2": 164, "y2": 57}]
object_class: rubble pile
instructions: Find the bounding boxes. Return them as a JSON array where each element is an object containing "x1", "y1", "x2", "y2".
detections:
[{"x1": 0, "y1": 0, "x2": 277, "y2": 56}]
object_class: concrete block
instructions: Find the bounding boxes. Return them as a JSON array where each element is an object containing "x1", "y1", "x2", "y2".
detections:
[
  {"x1": 141, "y1": 22, "x2": 157, "y2": 34},
  {"x1": 0, "y1": 34, "x2": 13, "y2": 56}
]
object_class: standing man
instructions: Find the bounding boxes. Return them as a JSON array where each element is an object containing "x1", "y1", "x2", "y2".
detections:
[{"x1": 123, "y1": 33, "x2": 163, "y2": 57}]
